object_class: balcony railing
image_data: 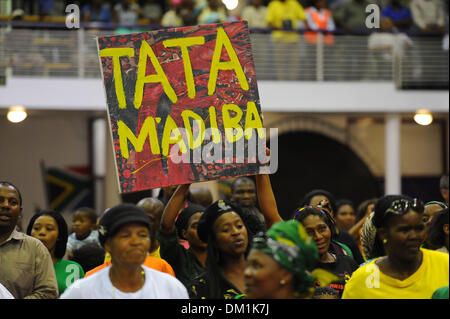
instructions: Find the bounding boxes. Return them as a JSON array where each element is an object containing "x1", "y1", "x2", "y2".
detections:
[{"x1": 0, "y1": 22, "x2": 448, "y2": 89}]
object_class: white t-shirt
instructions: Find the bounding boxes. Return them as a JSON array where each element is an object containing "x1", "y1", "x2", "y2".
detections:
[
  {"x1": 60, "y1": 265, "x2": 188, "y2": 299},
  {"x1": 0, "y1": 282, "x2": 14, "y2": 299}
]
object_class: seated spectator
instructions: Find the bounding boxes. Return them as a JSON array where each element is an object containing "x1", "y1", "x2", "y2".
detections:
[
  {"x1": 70, "y1": 243, "x2": 106, "y2": 273},
  {"x1": 113, "y1": 0, "x2": 142, "y2": 25},
  {"x1": 197, "y1": 0, "x2": 227, "y2": 25},
  {"x1": 60, "y1": 203, "x2": 188, "y2": 298},
  {"x1": 82, "y1": 0, "x2": 113, "y2": 23},
  {"x1": 38, "y1": 0, "x2": 55, "y2": 18},
  {"x1": 66, "y1": 207, "x2": 101, "y2": 258},
  {"x1": 0, "y1": 182, "x2": 58, "y2": 299},
  {"x1": 381, "y1": 0, "x2": 413, "y2": 32},
  {"x1": 27, "y1": 210, "x2": 85, "y2": 295},
  {"x1": 241, "y1": 0, "x2": 268, "y2": 28},
  {"x1": 410, "y1": 0, "x2": 446, "y2": 34},
  {"x1": 161, "y1": 2, "x2": 184, "y2": 26},
  {"x1": 180, "y1": 0, "x2": 201, "y2": 26},
  {"x1": 333, "y1": 0, "x2": 370, "y2": 34},
  {"x1": 142, "y1": 0, "x2": 163, "y2": 24}
]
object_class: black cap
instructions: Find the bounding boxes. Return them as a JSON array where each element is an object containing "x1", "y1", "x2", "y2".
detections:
[
  {"x1": 197, "y1": 200, "x2": 243, "y2": 243},
  {"x1": 98, "y1": 203, "x2": 151, "y2": 247},
  {"x1": 175, "y1": 202, "x2": 205, "y2": 240}
]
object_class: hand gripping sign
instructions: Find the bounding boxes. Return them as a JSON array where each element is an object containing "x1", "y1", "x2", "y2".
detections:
[{"x1": 97, "y1": 21, "x2": 276, "y2": 193}]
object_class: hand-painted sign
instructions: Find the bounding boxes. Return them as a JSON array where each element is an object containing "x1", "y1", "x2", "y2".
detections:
[{"x1": 97, "y1": 21, "x2": 268, "y2": 193}]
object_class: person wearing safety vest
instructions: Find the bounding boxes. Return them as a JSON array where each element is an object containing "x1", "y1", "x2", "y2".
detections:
[{"x1": 305, "y1": 0, "x2": 336, "y2": 45}]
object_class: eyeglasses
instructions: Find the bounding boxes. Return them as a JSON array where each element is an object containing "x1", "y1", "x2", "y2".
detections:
[{"x1": 385, "y1": 198, "x2": 424, "y2": 216}]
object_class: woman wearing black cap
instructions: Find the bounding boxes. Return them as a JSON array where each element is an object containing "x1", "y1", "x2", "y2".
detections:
[
  {"x1": 189, "y1": 199, "x2": 250, "y2": 299},
  {"x1": 60, "y1": 203, "x2": 188, "y2": 299},
  {"x1": 158, "y1": 183, "x2": 208, "y2": 288}
]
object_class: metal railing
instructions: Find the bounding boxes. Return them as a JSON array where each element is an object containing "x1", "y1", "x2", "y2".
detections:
[{"x1": 0, "y1": 24, "x2": 448, "y2": 89}]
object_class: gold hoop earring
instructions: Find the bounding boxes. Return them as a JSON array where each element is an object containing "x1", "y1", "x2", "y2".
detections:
[{"x1": 383, "y1": 239, "x2": 388, "y2": 244}]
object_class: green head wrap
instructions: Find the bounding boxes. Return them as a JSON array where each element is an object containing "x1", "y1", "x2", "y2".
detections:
[{"x1": 252, "y1": 220, "x2": 338, "y2": 298}]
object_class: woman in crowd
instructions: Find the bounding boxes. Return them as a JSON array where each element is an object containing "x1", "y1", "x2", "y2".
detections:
[
  {"x1": 427, "y1": 208, "x2": 449, "y2": 254},
  {"x1": 300, "y1": 189, "x2": 364, "y2": 264},
  {"x1": 158, "y1": 183, "x2": 208, "y2": 288},
  {"x1": 334, "y1": 199, "x2": 356, "y2": 232},
  {"x1": 349, "y1": 198, "x2": 377, "y2": 256},
  {"x1": 244, "y1": 219, "x2": 338, "y2": 299},
  {"x1": 293, "y1": 206, "x2": 359, "y2": 297},
  {"x1": 360, "y1": 210, "x2": 385, "y2": 262},
  {"x1": 189, "y1": 199, "x2": 251, "y2": 299},
  {"x1": 60, "y1": 203, "x2": 188, "y2": 299},
  {"x1": 27, "y1": 210, "x2": 85, "y2": 295},
  {"x1": 342, "y1": 195, "x2": 449, "y2": 299},
  {"x1": 423, "y1": 201, "x2": 448, "y2": 249}
]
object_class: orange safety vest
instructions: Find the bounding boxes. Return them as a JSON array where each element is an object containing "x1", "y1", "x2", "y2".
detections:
[{"x1": 304, "y1": 8, "x2": 334, "y2": 45}]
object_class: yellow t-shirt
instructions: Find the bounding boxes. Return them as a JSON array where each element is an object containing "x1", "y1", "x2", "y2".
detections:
[
  {"x1": 266, "y1": 0, "x2": 306, "y2": 43},
  {"x1": 342, "y1": 249, "x2": 449, "y2": 299}
]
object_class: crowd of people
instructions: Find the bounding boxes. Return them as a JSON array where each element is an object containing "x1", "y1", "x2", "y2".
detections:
[
  {"x1": 0, "y1": 171, "x2": 448, "y2": 299},
  {"x1": 9, "y1": 0, "x2": 449, "y2": 36}
]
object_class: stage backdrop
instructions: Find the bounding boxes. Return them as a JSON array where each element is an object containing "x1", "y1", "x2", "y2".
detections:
[{"x1": 97, "y1": 21, "x2": 269, "y2": 193}]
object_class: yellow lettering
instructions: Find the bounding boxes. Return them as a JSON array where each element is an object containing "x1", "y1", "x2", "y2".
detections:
[
  {"x1": 100, "y1": 48, "x2": 134, "y2": 109},
  {"x1": 181, "y1": 110, "x2": 206, "y2": 149},
  {"x1": 244, "y1": 101, "x2": 265, "y2": 140},
  {"x1": 135, "y1": 40, "x2": 177, "y2": 109},
  {"x1": 208, "y1": 27, "x2": 249, "y2": 96},
  {"x1": 208, "y1": 106, "x2": 221, "y2": 144},
  {"x1": 163, "y1": 37, "x2": 205, "y2": 99},
  {"x1": 222, "y1": 104, "x2": 243, "y2": 143},
  {"x1": 161, "y1": 115, "x2": 188, "y2": 157},
  {"x1": 117, "y1": 117, "x2": 160, "y2": 159}
]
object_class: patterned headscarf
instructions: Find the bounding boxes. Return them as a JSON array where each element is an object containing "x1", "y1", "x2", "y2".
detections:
[{"x1": 252, "y1": 220, "x2": 338, "y2": 298}]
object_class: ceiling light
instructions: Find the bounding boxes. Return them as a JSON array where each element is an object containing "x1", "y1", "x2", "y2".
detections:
[
  {"x1": 413, "y1": 109, "x2": 433, "y2": 126},
  {"x1": 7, "y1": 105, "x2": 27, "y2": 123}
]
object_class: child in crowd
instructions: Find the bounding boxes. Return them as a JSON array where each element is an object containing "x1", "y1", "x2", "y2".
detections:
[{"x1": 66, "y1": 207, "x2": 100, "y2": 258}]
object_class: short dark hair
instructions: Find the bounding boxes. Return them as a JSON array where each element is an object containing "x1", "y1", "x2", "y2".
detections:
[
  {"x1": 74, "y1": 207, "x2": 97, "y2": 225},
  {"x1": 231, "y1": 177, "x2": 255, "y2": 193},
  {"x1": 70, "y1": 243, "x2": 105, "y2": 273},
  {"x1": 428, "y1": 208, "x2": 449, "y2": 248},
  {"x1": 440, "y1": 174, "x2": 449, "y2": 190},
  {"x1": 0, "y1": 181, "x2": 22, "y2": 208},
  {"x1": 26, "y1": 210, "x2": 68, "y2": 259},
  {"x1": 335, "y1": 199, "x2": 355, "y2": 214}
]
